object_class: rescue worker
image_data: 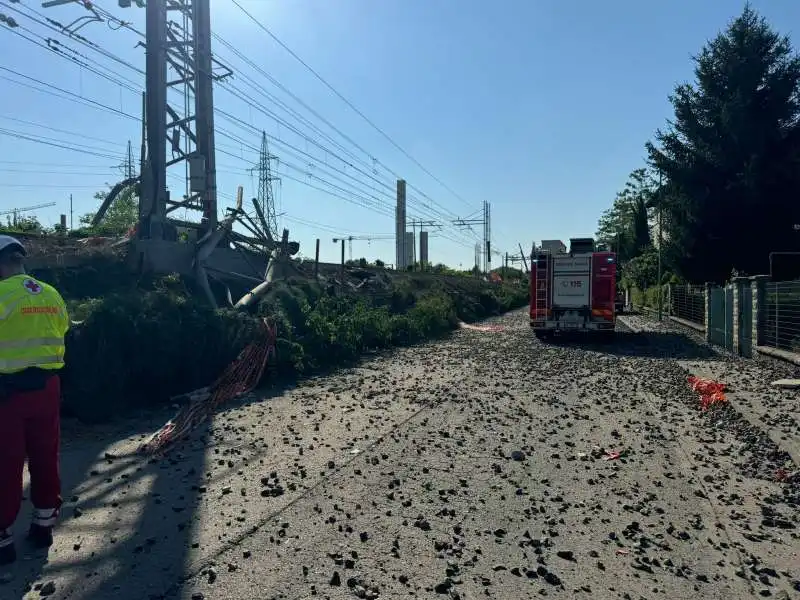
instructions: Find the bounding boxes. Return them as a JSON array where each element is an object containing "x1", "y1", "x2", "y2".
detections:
[{"x1": 0, "y1": 235, "x2": 69, "y2": 565}]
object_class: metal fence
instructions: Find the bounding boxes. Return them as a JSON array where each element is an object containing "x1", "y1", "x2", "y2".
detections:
[
  {"x1": 706, "y1": 285, "x2": 734, "y2": 351},
  {"x1": 762, "y1": 280, "x2": 800, "y2": 352},
  {"x1": 670, "y1": 284, "x2": 705, "y2": 325},
  {"x1": 631, "y1": 277, "x2": 800, "y2": 358}
]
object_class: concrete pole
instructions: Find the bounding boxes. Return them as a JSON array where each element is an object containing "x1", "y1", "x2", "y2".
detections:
[
  {"x1": 340, "y1": 238, "x2": 345, "y2": 282},
  {"x1": 314, "y1": 238, "x2": 320, "y2": 279}
]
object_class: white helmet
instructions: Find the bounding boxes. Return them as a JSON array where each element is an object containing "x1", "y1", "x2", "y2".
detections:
[
  {"x1": 0, "y1": 235, "x2": 26, "y2": 256},
  {"x1": 0, "y1": 235, "x2": 28, "y2": 256}
]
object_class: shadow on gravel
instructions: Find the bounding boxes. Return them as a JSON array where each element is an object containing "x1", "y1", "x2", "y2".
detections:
[
  {"x1": 40, "y1": 418, "x2": 210, "y2": 600},
  {"x1": 546, "y1": 330, "x2": 721, "y2": 360}
]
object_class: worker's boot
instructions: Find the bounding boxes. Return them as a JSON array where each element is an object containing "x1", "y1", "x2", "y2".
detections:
[
  {"x1": 27, "y1": 524, "x2": 53, "y2": 549},
  {"x1": 28, "y1": 508, "x2": 57, "y2": 549},
  {"x1": 0, "y1": 529, "x2": 16, "y2": 565}
]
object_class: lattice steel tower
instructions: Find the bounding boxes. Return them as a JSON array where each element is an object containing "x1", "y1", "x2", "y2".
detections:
[
  {"x1": 257, "y1": 131, "x2": 280, "y2": 240},
  {"x1": 138, "y1": 0, "x2": 225, "y2": 239}
]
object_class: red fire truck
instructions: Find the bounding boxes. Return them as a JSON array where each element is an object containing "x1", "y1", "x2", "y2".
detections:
[{"x1": 529, "y1": 238, "x2": 617, "y2": 340}]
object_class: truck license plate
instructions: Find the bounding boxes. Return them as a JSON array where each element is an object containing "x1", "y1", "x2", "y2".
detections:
[{"x1": 562, "y1": 322, "x2": 579, "y2": 329}]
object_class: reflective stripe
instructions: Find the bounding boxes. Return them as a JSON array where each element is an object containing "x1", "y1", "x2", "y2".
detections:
[
  {"x1": 0, "y1": 355, "x2": 64, "y2": 372},
  {"x1": 32, "y1": 508, "x2": 58, "y2": 528},
  {"x1": 0, "y1": 337, "x2": 64, "y2": 350},
  {"x1": 0, "y1": 275, "x2": 69, "y2": 375},
  {"x1": 0, "y1": 296, "x2": 23, "y2": 321},
  {"x1": 0, "y1": 531, "x2": 12, "y2": 547}
]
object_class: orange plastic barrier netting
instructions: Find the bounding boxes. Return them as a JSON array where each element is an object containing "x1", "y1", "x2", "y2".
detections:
[
  {"x1": 687, "y1": 375, "x2": 727, "y2": 411},
  {"x1": 139, "y1": 320, "x2": 277, "y2": 455}
]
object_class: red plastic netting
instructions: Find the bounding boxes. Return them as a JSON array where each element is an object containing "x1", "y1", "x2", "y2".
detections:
[
  {"x1": 687, "y1": 375, "x2": 727, "y2": 411},
  {"x1": 139, "y1": 319, "x2": 277, "y2": 456}
]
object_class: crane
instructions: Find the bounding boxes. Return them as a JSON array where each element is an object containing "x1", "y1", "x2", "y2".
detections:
[
  {"x1": 332, "y1": 234, "x2": 394, "y2": 262},
  {"x1": 0, "y1": 202, "x2": 57, "y2": 228}
]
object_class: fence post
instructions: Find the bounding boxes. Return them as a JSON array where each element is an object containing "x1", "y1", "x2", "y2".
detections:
[
  {"x1": 666, "y1": 284, "x2": 673, "y2": 317},
  {"x1": 750, "y1": 275, "x2": 769, "y2": 348},
  {"x1": 704, "y1": 283, "x2": 713, "y2": 343},
  {"x1": 731, "y1": 277, "x2": 747, "y2": 356}
]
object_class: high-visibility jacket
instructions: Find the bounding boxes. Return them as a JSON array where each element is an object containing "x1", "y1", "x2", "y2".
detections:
[{"x1": 0, "y1": 274, "x2": 69, "y2": 375}]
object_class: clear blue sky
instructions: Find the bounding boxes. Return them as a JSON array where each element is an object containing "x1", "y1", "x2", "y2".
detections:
[{"x1": 0, "y1": 0, "x2": 797, "y2": 268}]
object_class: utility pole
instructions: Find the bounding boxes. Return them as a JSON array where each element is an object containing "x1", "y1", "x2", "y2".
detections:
[
  {"x1": 110, "y1": 0, "x2": 231, "y2": 239},
  {"x1": 396, "y1": 180, "x2": 407, "y2": 270},
  {"x1": 314, "y1": 238, "x2": 320, "y2": 279},
  {"x1": 333, "y1": 236, "x2": 354, "y2": 262},
  {"x1": 336, "y1": 238, "x2": 345, "y2": 282},
  {"x1": 657, "y1": 170, "x2": 663, "y2": 322},
  {"x1": 139, "y1": 92, "x2": 146, "y2": 177},
  {"x1": 518, "y1": 243, "x2": 529, "y2": 273},
  {"x1": 69, "y1": 194, "x2": 73, "y2": 231},
  {"x1": 408, "y1": 219, "x2": 438, "y2": 271},
  {"x1": 486, "y1": 200, "x2": 491, "y2": 274},
  {"x1": 43, "y1": 0, "x2": 232, "y2": 240},
  {"x1": 454, "y1": 201, "x2": 491, "y2": 274},
  {"x1": 125, "y1": 140, "x2": 135, "y2": 179}
]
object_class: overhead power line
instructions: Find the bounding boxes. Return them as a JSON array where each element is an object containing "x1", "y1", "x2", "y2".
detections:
[
  {"x1": 0, "y1": 160, "x2": 118, "y2": 168},
  {"x1": 0, "y1": 0, "x2": 144, "y2": 74},
  {"x1": 231, "y1": 0, "x2": 477, "y2": 211},
  {"x1": 0, "y1": 127, "x2": 125, "y2": 160},
  {"x1": 1, "y1": 2, "x2": 485, "y2": 253},
  {"x1": 212, "y1": 31, "x2": 472, "y2": 226},
  {"x1": 0, "y1": 66, "x2": 138, "y2": 121},
  {"x1": 0, "y1": 183, "x2": 105, "y2": 189},
  {"x1": 3, "y1": 7, "x2": 471, "y2": 241},
  {"x1": 0, "y1": 115, "x2": 124, "y2": 147},
  {"x1": 0, "y1": 168, "x2": 117, "y2": 176}
]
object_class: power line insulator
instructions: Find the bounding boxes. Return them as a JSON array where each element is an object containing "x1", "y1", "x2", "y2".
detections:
[{"x1": 0, "y1": 14, "x2": 20, "y2": 28}]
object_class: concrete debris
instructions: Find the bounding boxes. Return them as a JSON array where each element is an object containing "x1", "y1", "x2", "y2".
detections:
[{"x1": 4, "y1": 309, "x2": 798, "y2": 600}]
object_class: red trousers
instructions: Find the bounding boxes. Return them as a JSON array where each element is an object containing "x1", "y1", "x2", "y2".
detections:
[{"x1": 0, "y1": 375, "x2": 62, "y2": 531}]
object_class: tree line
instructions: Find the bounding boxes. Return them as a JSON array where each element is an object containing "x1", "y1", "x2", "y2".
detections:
[
  {"x1": 0, "y1": 187, "x2": 138, "y2": 238},
  {"x1": 597, "y1": 4, "x2": 800, "y2": 287}
]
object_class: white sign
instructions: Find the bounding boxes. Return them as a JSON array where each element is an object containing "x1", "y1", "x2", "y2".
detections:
[
  {"x1": 552, "y1": 274, "x2": 591, "y2": 307},
  {"x1": 552, "y1": 255, "x2": 591, "y2": 273}
]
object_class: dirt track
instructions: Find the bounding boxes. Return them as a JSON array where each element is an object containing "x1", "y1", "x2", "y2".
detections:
[{"x1": 3, "y1": 309, "x2": 799, "y2": 599}]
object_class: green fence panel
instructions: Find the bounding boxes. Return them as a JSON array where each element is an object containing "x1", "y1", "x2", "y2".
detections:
[
  {"x1": 708, "y1": 287, "x2": 727, "y2": 347},
  {"x1": 739, "y1": 284, "x2": 753, "y2": 357}
]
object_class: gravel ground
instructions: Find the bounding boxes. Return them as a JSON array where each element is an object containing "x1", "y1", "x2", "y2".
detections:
[{"x1": 3, "y1": 309, "x2": 799, "y2": 600}]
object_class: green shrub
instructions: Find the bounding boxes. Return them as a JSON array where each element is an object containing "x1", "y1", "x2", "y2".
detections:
[
  {"x1": 62, "y1": 291, "x2": 258, "y2": 422},
  {"x1": 59, "y1": 275, "x2": 529, "y2": 422},
  {"x1": 389, "y1": 314, "x2": 421, "y2": 346},
  {"x1": 631, "y1": 286, "x2": 664, "y2": 309},
  {"x1": 408, "y1": 293, "x2": 458, "y2": 336}
]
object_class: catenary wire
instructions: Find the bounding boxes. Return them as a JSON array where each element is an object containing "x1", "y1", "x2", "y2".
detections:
[{"x1": 2, "y1": 4, "x2": 486, "y2": 253}]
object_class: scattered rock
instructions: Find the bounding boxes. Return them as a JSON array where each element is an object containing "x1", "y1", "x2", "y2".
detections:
[
  {"x1": 434, "y1": 579, "x2": 452, "y2": 594},
  {"x1": 39, "y1": 581, "x2": 56, "y2": 596}
]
